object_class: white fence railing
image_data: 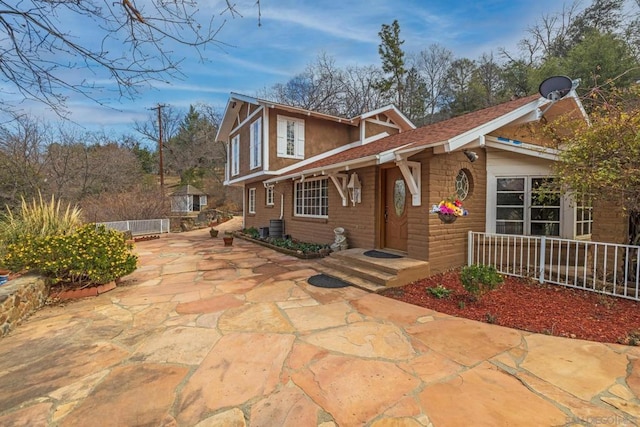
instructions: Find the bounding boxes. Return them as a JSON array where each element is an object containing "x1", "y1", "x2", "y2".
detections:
[
  {"x1": 97, "y1": 219, "x2": 170, "y2": 236},
  {"x1": 468, "y1": 231, "x2": 640, "y2": 302}
]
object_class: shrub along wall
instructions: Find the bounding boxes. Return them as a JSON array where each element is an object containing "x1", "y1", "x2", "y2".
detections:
[{"x1": 0, "y1": 275, "x2": 48, "y2": 337}]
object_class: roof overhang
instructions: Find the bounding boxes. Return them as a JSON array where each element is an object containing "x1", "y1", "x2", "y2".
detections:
[
  {"x1": 264, "y1": 143, "x2": 414, "y2": 185},
  {"x1": 484, "y1": 135, "x2": 559, "y2": 160},
  {"x1": 358, "y1": 104, "x2": 416, "y2": 130},
  {"x1": 215, "y1": 92, "x2": 359, "y2": 142},
  {"x1": 439, "y1": 98, "x2": 544, "y2": 153}
]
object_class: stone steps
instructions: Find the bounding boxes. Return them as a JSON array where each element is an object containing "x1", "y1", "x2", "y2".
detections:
[{"x1": 316, "y1": 248, "x2": 430, "y2": 292}]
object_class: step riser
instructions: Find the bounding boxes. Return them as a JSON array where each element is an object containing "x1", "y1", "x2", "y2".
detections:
[
  {"x1": 319, "y1": 259, "x2": 389, "y2": 285},
  {"x1": 330, "y1": 252, "x2": 399, "y2": 275}
]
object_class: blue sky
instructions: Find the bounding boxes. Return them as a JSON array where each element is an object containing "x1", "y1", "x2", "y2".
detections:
[{"x1": 18, "y1": 0, "x2": 569, "y2": 136}]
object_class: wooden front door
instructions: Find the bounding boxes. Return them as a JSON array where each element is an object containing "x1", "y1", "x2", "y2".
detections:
[{"x1": 383, "y1": 167, "x2": 408, "y2": 252}]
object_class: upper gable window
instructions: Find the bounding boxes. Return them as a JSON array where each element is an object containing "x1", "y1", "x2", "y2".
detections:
[
  {"x1": 277, "y1": 115, "x2": 305, "y2": 160},
  {"x1": 250, "y1": 117, "x2": 262, "y2": 169}
]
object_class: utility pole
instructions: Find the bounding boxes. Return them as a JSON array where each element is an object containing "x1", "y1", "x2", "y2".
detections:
[{"x1": 150, "y1": 104, "x2": 166, "y2": 195}]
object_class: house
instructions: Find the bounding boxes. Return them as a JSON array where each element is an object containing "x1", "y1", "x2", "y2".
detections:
[
  {"x1": 216, "y1": 91, "x2": 622, "y2": 281},
  {"x1": 170, "y1": 185, "x2": 208, "y2": 213}
]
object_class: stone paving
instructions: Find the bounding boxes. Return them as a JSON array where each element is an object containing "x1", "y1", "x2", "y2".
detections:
[{"x1": 1, "y1": 228, "x2": 640, "y2": 426}]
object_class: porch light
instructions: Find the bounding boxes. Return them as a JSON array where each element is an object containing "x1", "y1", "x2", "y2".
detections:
[
  {"x1": 347, "y1": 173, "x2": 362, "y2": 206},
  {"x1": 464, "y1": 150, "x2": 478, "y2": 163}
]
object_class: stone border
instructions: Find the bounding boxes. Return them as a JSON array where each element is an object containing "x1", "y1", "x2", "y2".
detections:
[
  {"x1": 49, "y1": 281, "x2": 117, "y2": 301},
  {"x1": 0, "y1": 275, "x2": 49, "y2": 337},
  {"x1": 234, "y1": 233, "x2": 330, "y2": 259}
]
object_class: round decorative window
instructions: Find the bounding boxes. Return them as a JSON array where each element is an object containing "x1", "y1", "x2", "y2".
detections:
[{"x1": 455, "y1": 169, "x2": 470, "y2": 200}]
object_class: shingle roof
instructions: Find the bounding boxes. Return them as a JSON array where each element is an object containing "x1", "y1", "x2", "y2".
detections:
[
  {"x1": 170, "y1": 185, "x2": 207, "y2": 196},
  {"x1": 276, "y1": 95, "x2": 540, "y2": 178}
]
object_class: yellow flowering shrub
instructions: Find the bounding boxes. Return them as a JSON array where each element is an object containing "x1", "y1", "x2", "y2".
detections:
[{"x1": 2, "y1": 224, "x2": 137, "y2": 286}]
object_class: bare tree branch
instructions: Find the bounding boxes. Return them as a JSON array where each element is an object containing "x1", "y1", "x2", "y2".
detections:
[{"x1": 0, "y1": 1, "x2": 259, "y2": 116}]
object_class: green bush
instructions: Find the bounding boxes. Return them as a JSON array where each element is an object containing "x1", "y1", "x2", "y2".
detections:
[
  {"x1": 2, "y1": 224, "x2": 137, "y2": 286},
  {"x1": 267, "y1": 237, "x2": 329, "y2": 254},
  {"x1": 460, "y1": 264, "x2": 503, "y2": 300},
  {"x1": 427, "y1": 284, "x2": 452, "y2": 299},
  {"x1": 243, "y1": 227, "x2": 260, "y2": 239},
  {"x1": 0, "y1": 193, "x2": 82, "y2": 245}
]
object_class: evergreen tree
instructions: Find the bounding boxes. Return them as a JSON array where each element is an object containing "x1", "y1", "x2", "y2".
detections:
[{"x1": 375, "y1": 20, "x2": 407, "y2": 111}]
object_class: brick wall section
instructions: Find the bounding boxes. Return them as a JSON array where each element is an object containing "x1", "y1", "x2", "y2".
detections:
[
  {"x1": 245, "y1": 166, "x2": 379, "y2": 248},
  {"x1": 0, "y1": 275, "x2": 49, "y2": 337},
  {"x1": 592, "y1": 198, "x2": 628, "y2": 245},
  {"x1": 246, "y1": 148, "x2": 487, "y2": 274},
  {"x1": 426, "y1": 149, "x2": 488, "y2": 274}
]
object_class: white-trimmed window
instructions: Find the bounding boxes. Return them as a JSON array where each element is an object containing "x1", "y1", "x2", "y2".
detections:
[
  {"x1": 455, "y1": 169, "x2": 471, "y2": 200},
  {"x1": 250, "y1": 118, "x2": 262, "y2": 169},
  {"x1": 294, "y1": 178, "x2": 328, "y2": 218},
  {"x1": 495, "y1": 177, "x2": 560, "y2": 236},
  {"x1": 248, "y1": 188, "x2": 256, "y2": 214},
  {"x1": 277, "y1": 115, "x2": 305, "y2": 159},
  {"x1": 575, "y1": 195, "x2": 593, "y2": 238},
  {"x1": 231, "y1": 135, "x2": 240, "y2": 176},
  {"x1": 266, "y1": 186, "x2": 274, "y2": 206}
]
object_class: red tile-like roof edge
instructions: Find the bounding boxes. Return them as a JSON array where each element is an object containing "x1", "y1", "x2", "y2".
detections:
[{"x1": 276, "y1": 95, "x2": 540, "y2": 178}]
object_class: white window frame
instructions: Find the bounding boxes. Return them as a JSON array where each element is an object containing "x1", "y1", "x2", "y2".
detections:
[
  {"x1": 574, "y1": 194, "x2": 593, "y2": 239},
  {"x1": 248, "y1": 188, "x2": 256, "y2": 214},
  {"x1": 231, "y1": 135, "x2": 240, "y2": 176},
  {"x1": 250, "y1": 117, "x2": 262, "y2": 169},
  {"x1": 277, "y1": 115, "x2": 305, "y2": 160},
  {"x1": 494, "y1": 176, "x2": 561, "y2": 236},
  {"x1": 266, "y1": 186, "x2": 274, "y2": 206},
  {"x1": 294, "y1": 177, "x2": 328, "y2": 218}
]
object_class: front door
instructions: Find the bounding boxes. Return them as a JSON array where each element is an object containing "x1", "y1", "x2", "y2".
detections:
[{"x1": 383, "y1": 167, "x2": 408, "y2": 252}]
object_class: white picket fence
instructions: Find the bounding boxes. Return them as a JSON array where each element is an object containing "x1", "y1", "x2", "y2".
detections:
[
  {"x1": 468, "y1": 231, "x2": 640, "y2": 301},
  {"x1": 97, "y1": 219, "x2": 170, "y2": 236}
]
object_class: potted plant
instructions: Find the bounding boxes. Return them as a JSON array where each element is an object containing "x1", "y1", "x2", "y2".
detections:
[
  {"x1": 223, "y1": 232, "x2": 234, "y2": 246},
  {"x1": 209, "y1": 228, "x2": 219, "y2": 238},
  {"x1": 430, "y1": 196, "x2": 468, "y2": 224},
  {"x1": 0, "y1": 268, "x2": 10, "y2": 285}
]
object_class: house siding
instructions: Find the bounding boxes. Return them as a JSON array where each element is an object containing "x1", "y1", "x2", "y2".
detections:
[
  {"x1": 364, "y1": 118, "x2": 399, "y2": 139},
  {"x1": 267, "y1": 108, "x2": 356, "y2": 171},
  {"x1": 426, "y1": 150, "x2": 488, "y2": 274},
  {"x1": 229, "y1": 105, "x2": 265, "y2": 180},
  {"x1": 244, "y1": 166, "x2": 379, "y2": 248},
  {"x1": 592, "y1": 198, "x2": 628, "y2": 245},
  {"x1": 247, "y1": 148, "x2": 488, "y2": 273}
]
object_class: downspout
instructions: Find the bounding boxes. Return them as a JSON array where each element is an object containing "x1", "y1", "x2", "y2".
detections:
[{"x1": 280, "y1": 194, "x2": 284, "y2": 220}]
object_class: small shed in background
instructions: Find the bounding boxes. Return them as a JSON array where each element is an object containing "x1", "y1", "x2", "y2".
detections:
[{"x1": 170, "y1": 185, "x2": 207, "y2": 213}]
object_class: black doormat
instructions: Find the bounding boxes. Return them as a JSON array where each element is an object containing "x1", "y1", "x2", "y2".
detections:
[
  {"x1": 363, "y1": 250, "x2": 403, "y2": 259},
  {"x1": 307, "y1": 274, "x2": 351, "y2": 288}
]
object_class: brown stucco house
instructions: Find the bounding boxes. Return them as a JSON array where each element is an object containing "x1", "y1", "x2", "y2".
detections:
[{"x1": 216, "y1": 91, "x2": 614, "y2": 285}]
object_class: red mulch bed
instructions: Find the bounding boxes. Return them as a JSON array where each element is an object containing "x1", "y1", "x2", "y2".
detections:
[{"x1": 380, "y1": 270, "x2": 640, "y2": 345}]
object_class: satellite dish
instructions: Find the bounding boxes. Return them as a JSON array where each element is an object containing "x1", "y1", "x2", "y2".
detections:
[{"x1": 538, "y1": 76, "x2": 573, "y2": 101}]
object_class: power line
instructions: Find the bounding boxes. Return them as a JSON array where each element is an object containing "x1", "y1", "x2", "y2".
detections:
[{"x1": 149, "y1": 104, "x2": 166, "y2": 195}]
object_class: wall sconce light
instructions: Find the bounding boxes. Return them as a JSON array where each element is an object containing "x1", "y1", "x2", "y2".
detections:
[
  {"x1": 464, "y1": 150, "x2": 478, "y2": 163},
  {"x1": 347, "y1": 173, "x2": 362, "y2": 206}
]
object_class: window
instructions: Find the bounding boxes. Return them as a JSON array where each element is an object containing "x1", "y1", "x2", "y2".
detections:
[
  {"x1": 277, "y1": 115, "x2": 305, "y2": 159},
  {"x1": 250, "y1": 118, "x2": 262, "y2": 169},
  {"x1": 248, "y1": 188, "x2": 256, "y2": 214},
  {"x1": 231, "y1": 135, "x2": 240, "y2": 176},
  {"x1": 266, "y1": 186, "x2": 274, "y2": 206},
  {"x1": 575, "y1": 195, "x2": 593, "y2": 237},
  {"x1": 495, "y1": 177, "x2": 560, "y2": 236},
  {"x1": 294, "y1": 178, "x2": 328, "y2": 218},
  {"x1": 455, "y1": 169, "x2": 471, "y2": 200}
]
